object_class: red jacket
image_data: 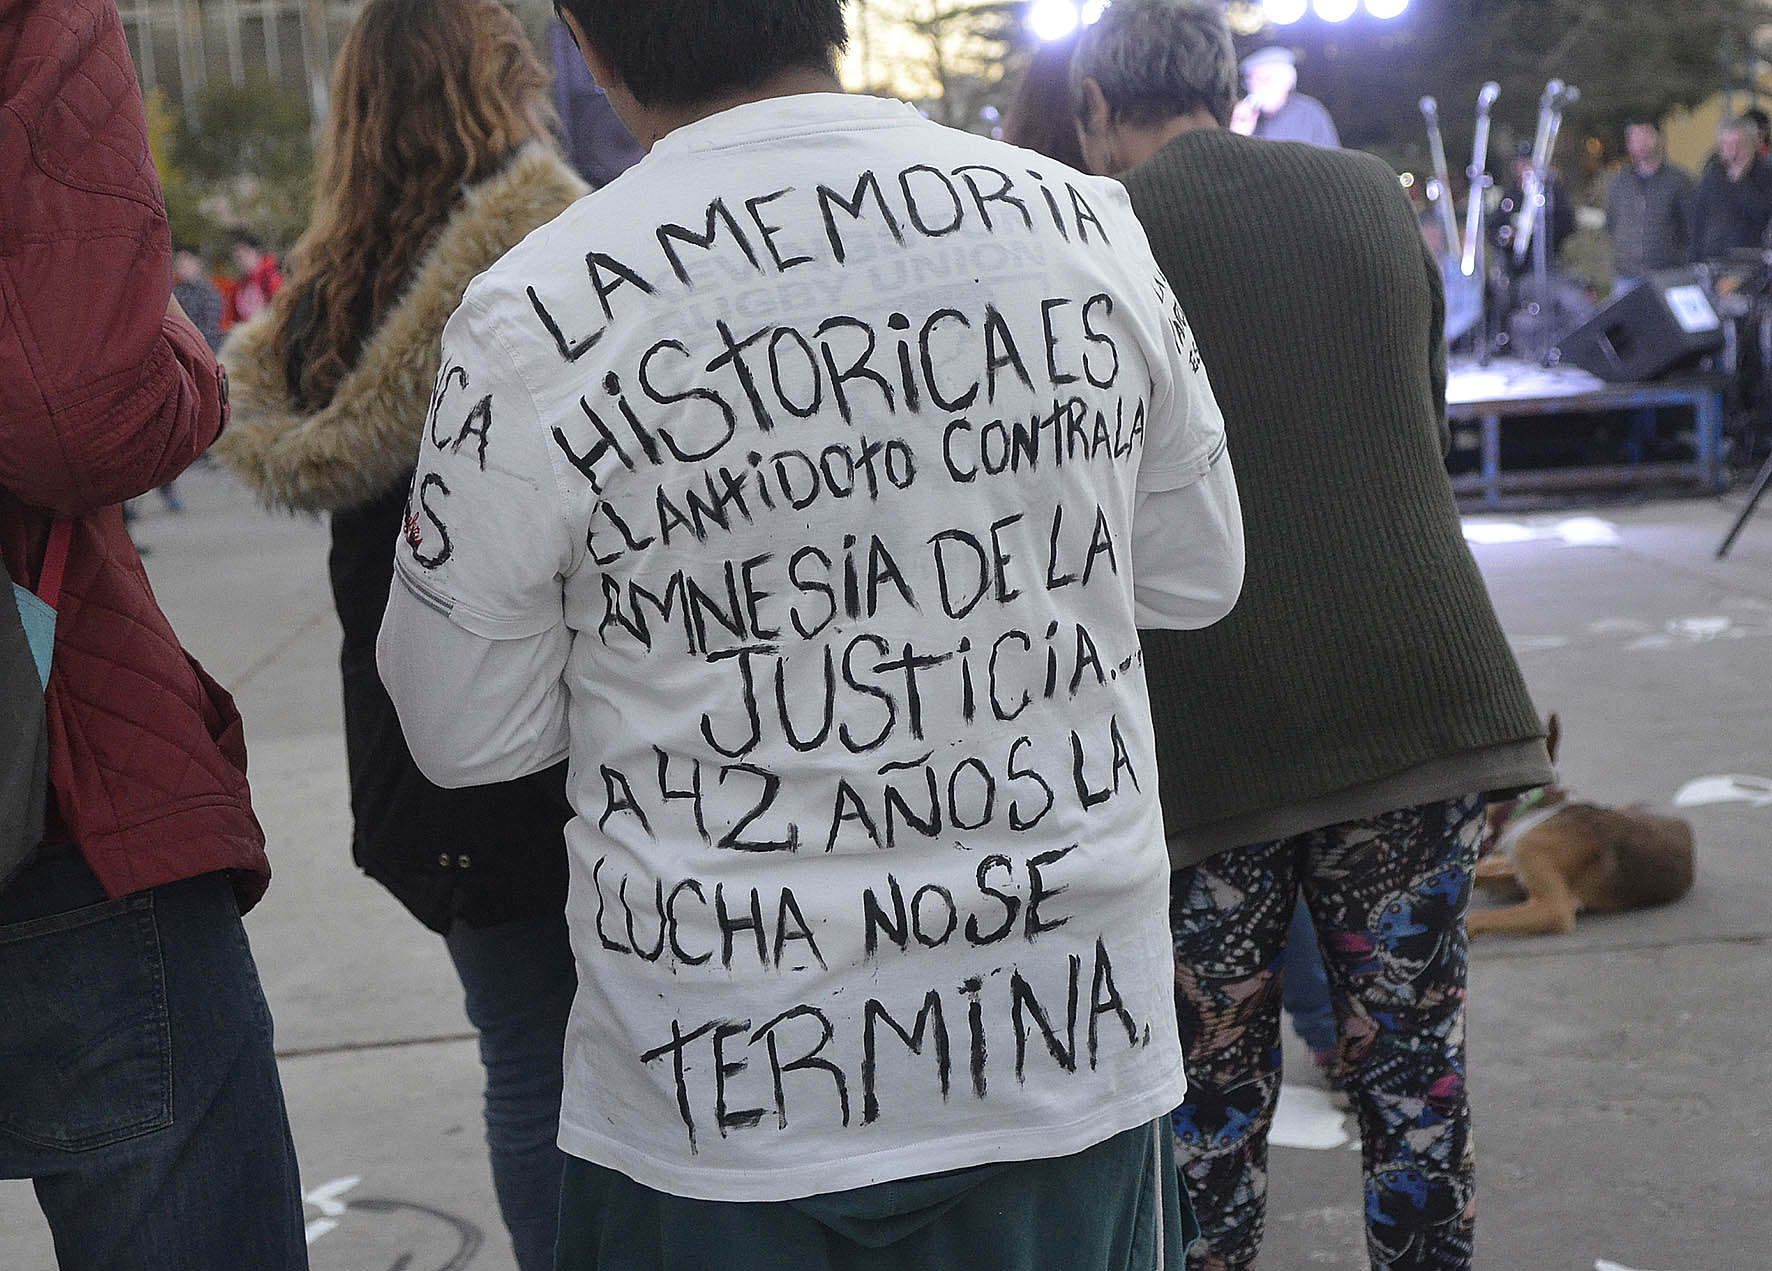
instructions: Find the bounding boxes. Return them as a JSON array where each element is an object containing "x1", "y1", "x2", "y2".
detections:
[
  {"x1": 232, "y1": 253, "x2": 284, "y2": 322},
  {"x1": 0, "y1": 0, "x2": 269, "y2": 906}
]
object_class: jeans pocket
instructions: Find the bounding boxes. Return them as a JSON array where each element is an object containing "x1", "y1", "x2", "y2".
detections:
[{"x1": 0, "y1": 894, "x2": 173, "y2": 1152}]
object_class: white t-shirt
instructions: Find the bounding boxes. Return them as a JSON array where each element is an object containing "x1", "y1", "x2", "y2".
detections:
[{"x1": 380, "y1": 94, "x2": 1234, "y2": 1202}]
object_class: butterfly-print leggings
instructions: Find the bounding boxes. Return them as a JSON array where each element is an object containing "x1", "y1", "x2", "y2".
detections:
[{"x1": 1168, "y1": 795, "x2": 1483, "y2": 1271}]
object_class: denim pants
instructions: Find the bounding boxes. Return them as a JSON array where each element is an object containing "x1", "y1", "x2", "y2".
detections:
[
  {"x1": 443, "y1": 911, "x2": 576, "y2": 1271},
  {"x1": 1280, "y1": 899, "x2": 1337, "y2": 1056},
  {"x1": 0, "y1": 844, "x2": 307, "y2": 1269}
]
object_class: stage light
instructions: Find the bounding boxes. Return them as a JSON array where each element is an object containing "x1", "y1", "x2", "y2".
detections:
[
  {"x1": 1028, "y1": 0, "x2": 1080, "y2": 42},
  {"x1": 1264, "y1": 0, "x2": 1309, "y2": 23},
  {"x1": 1365, "y1": 0, "x2": 1409, "y2": 16},
  {"x1": 1080, "y1": 0, "x2": 1107, "y2": 24},
  {"x1": 1313, "y1": 0, "x2": 1358, "y2": 21}
]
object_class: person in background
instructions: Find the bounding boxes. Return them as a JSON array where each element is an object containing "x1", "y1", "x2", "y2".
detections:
[
  {"x1": 0, "y1": 1, "x2": 307, "y2": 1265},
  {"x1": 1495, "y1": 140, "x2": 1576, "y2": 273},
  {"x1": 1693, "y1": 115, "x2": 1772, "y2": 262},
  {"x1": 151, "y1": 245, "x2": 228, "y2": 511},
  {"x1": 379, "y1": 0, "x2": 1246, "y2": 1265},
  {"x1": 1279, "y1": 897, "x2": 1342, "y2": 1088},
  {"x1": 1606, "y1": 120, "x2": 1696, "y2": 293},
  {"x1": 212, "y1": 2, "x2": 587, "y2": 1267},
  {"x1": 1743, "y1": 104, "x2": 1771, "y2": 160},
  {"x1": 173, "y1": 246, "x2": 225, "y2": 352},
  {"x1": 213, "y1": 269, "x2": 241, "y2": 333},
  {"x1": 229, "y1": 231, "x2": 284, "y2": 322},
  {"x1": 1003, "y1": 32, "x2": 1089, "y2": 170},
  {"x1": 547, "y1": 16, "x2": 645, "y2": 186},
  {"x1": 1070, "y1": 4, "x2": 1553, "y2": 1268},
  {"x1": 1228, "y1": 45, "x2": 1337, "y2": 148},
  {"x1": 1606, "y1": 119, "x2": 1698, "y2": 464}
]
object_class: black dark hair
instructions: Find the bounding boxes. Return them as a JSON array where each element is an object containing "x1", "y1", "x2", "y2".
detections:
[
  {"x1": 1745, "y1": 105, "x2": 1771, "y2": 138},
  {"x1": 556, "y1": 0, "x2": 847, "y2": 108},
  {"x1": 233, "y1": 231, "x2": 266, "y2": 251}
]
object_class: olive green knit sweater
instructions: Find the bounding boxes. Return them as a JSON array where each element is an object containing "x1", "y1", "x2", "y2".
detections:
[{"x1": 1125, "y1": 128, "x2": 1552, "y2": 867}]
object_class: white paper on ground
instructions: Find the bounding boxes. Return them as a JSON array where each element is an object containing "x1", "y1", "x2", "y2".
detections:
[
  {"x1": 1673, "y1": 774, "x2": 1772, "y2": 809},
  {"x1": 1269, "y1": 1083, "x2": 1351, "y2": 1151}
]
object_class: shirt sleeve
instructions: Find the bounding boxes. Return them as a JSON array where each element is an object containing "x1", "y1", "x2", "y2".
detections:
[
  {"x1": 1137, "y1": 279, "x2": 1229, "y2": 493},
  {"x1": 378, "y1": 587, "x2": 571, "y2": 787},
  {"x1": 376, "y1": 288, "x2": 577, "y2": 787},
  {"x1": 1103, "y1": 191, "x2": 1228, "y2": 495},
  {"x1": 1131, "y1": 445, "x2": 1244, "y2": 631},
  {"x1": 1094, "y1": 177, "x2": 1240, "y2": 623}
]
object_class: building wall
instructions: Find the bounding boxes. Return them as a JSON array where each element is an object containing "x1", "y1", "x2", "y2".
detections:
[
  {"x1": 117, "y1": 0, "x2": 365, "y2": 120},
  {"x1": 119, "y1": 0, "x2": 565, "y2": 122}
]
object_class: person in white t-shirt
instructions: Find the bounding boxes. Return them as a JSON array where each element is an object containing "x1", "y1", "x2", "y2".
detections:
[{"x1": 377, "y1": 1, "x2": 1244, "y2": 1265}]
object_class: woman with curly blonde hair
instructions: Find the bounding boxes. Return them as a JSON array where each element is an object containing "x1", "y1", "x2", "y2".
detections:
[{"x1": 215, "y1": 2, "x2": 588, "y2": 1265}]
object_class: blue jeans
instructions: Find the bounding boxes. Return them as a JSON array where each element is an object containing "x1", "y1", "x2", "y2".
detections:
[
  {"x1": 444, "y1": 911, "x2": 576, "y2": 1271},
  {"x1": 0, "y1": 844, "x2": 306, "y2": 1269},
  {"x1": 1281, "y1": 898, "x2": 1337, "y2": 1055}
]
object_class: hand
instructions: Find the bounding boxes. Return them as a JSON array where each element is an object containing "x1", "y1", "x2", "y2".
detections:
[{"x1": 1229, "y1": 97, "x2": 1260, "y2": 137}]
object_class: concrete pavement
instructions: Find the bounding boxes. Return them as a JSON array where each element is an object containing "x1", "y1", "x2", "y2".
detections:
[{"x1": 3, "y1": 465, "x2": 1768, "y2": 1269}]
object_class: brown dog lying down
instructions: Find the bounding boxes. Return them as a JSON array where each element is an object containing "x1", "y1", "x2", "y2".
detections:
[{"x1": 1470, "y1": 717, "x2": 1696, "y2": 936}]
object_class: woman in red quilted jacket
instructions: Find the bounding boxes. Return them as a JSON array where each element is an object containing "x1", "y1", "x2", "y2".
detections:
[{"x1": 0, "y1": 2, "x2": 307, "y2": 1265}]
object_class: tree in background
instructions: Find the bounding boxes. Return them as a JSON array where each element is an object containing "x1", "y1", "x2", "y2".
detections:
[
  {"x1": 1258, "y1": 0, "x2": 1760, "y2": 181},
  {"x1": 174, "y1": 73, "x2": 315, "y2": 254},
  {"x1": 144, "y1": 88, "x2": 214, "y2": 252},
  {"x1": 851, "y1": 0, "x2": 1025, "y2": 131}
]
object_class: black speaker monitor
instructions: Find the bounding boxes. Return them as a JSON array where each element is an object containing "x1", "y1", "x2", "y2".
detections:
[{"x1": 1553, "y1": 267, "x2": 1724, "y2": 382}]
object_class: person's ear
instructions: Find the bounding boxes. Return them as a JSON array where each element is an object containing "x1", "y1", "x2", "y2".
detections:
[
  {"x1": 557, "y1": 6, "x2": 654, "y2": 146},
  {"x1": 557, "y1": 6, "x2": 617, "y2": 94},
  {"x1": 1082, "y1": 77, "x2": 1113, "y2": 137}
]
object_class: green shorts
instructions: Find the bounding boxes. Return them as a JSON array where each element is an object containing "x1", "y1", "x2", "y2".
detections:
[{"x1": 555, "y1": 1118, "x2": 1198, "y2": 1270}]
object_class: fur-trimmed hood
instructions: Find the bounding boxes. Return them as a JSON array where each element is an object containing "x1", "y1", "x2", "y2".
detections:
[{"x1": 215, "y1": 144, "x2": 588, "y2": 513}]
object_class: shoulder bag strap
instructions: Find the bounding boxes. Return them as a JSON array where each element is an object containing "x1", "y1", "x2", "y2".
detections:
[{"x1": 35, "y1": 517, "x2": 72, "y2": 610}]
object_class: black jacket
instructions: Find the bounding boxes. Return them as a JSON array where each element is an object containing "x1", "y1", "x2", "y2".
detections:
[
  {"x1": 215, "y1": 147, "x2": 589, "y2": 931},
  {"x1": 327, "y1": 483, "x2": 569, "y2": 932},
  {"x1": 1693, "y1": 155, "x2": 1772, "y2": 261}
]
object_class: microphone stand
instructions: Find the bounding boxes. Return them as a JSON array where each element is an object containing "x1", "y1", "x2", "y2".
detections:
[
  {"x1": 1518, "y1": 79, "x2": 1578, "y2": 366},
  {"x1": 1464, "y1": 82, "x2": 1499, "y2": 365},
  {"x1": 1532, "y1": 176, "x2": 1554, "y2": 364}
]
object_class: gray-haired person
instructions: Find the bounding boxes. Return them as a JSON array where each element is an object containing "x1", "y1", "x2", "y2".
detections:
[
  {"x1": 1070, "y1": 3, "x2": 1551, "y2": 1269},
  {"x1": 1693, "y1": 115, "x2": 1772, "y2": 262}
]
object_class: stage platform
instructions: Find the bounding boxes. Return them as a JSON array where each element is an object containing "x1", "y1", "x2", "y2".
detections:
[{"x1": 1445, "y1": 358, "x2": 1726, "y2": 506}]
